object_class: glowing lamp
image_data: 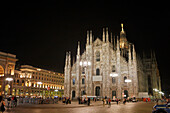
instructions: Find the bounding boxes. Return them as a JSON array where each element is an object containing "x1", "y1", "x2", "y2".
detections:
[
  {"x1": 6, "y1": 78, "x2": 13, "y2": 81},
  {"x1": 125, "y1": 79, "x2": 132, "y2": 83}
]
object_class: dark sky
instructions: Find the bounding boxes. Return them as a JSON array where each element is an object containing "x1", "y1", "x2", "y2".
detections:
[{"x1": 1, "y1": 1, "x2": 170, "y2": 93}]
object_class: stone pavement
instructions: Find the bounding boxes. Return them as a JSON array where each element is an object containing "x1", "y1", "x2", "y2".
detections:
[
  {"x1": 3, "y1": 101, "x2": 156, "y2": 113},
  {"x1": 17, "y1": 101, "x2": 104, "y2": 108}
]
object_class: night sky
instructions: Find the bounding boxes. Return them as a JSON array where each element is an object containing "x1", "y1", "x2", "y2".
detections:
[{"x1": 1, "y1": 1, "x2": 170, "y2": 93}]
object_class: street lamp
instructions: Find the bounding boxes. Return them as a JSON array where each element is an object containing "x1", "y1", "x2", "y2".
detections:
[
  {"x1": 54, "y1": 89, "x2": 58, "y2": 92},
  {"x1": 110, "y1": 73, "x2": 118, "y2": 77},
  {"x1": 37, "y1": 82, "x2": 42, "y2": 85},
  {"x1": 125, "y1": 79, "x2": 132, "y2": 83},
  {"x1": 80, "y1": 61, "x2": 91, "y2": 67},
  {"x1": 5, "y1": 78, "x2": 13, "y2": 81}
]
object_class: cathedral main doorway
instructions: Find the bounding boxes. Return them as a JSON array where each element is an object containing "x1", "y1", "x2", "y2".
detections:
[
  {"x1": 112, "y1": 90, "x2": 116, "y2": 99},
  {"x1": 95, "y1": 86, "x2": 100, "y2": 96},
  {"x1": 72, "y1": 90, "x2": 75, "y2": 99},
  {"x1": 124, "y1": 90, "x2": 129, "y2": 98}
]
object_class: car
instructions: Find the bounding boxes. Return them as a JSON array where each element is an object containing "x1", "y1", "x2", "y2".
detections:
[{"x1": 152, "y1": 103, "x2": 170, "y2": 113}]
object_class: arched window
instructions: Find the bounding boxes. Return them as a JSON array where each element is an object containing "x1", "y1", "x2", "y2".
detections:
[
  {"x1": 124, "y1": 76, "x2": 127, "y2": 83},
  {"x1": 96, "y1": 51, "x2": 100, "y2": 61},
  {"x1": 112, "y1": 65, "x2": 116, "y2": 72},
  {"x1": 0, "y1": 65, "x2": 4, "y2": 77},
  {"x1": 112, "y1": 77, "x2": 116, "y2": 84},
  {"x1": 82, "y1": 67, "x2": 85, "y2": 74},
  {"x1": 73, "y1": 78, "x2": 75, "y2": 85},
  {"x1": 82, "y1": 78, "x2": 85, "y2": 84},
  {"x1": 96, "y1": 68, "x2": 100, "y2": 75},
  {"x1": 17, "y1": 80, "x2": 19, "y2": 84}
]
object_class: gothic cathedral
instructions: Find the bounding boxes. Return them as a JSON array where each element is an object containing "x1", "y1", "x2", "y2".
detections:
[{"x1": 64, "y1": 24, "x2": 161, "y2": 99}]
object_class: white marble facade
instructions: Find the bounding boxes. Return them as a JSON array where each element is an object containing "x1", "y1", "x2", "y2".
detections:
[{"x1": 64, "y1": 24, "x2": 160, "y2": 99}]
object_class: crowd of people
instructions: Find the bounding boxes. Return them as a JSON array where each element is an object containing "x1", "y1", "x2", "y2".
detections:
[
  {"x1": 0, "y1": 96, "x2": 18, "y2": 113},
  {"x1": 62, "y1": 97, "x2": 71, "y2": 105}
]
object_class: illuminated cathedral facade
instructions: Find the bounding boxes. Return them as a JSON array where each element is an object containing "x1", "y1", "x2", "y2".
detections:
[{"x1": 64, "y1": 24, "x2": 162, "y2": 99}]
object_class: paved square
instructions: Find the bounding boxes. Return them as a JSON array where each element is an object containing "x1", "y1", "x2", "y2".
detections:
[{"x1": 3, "y1": 101, "x2": 156, "y2": 113}]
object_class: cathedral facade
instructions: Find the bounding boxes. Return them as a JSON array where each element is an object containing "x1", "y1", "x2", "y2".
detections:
[{"x1": 64, "y1": 24, "x2": 161, "y2": 99}]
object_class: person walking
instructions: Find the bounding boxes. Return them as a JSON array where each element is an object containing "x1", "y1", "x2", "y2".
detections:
[
  {"x1": 108, "y1": 98, "x2": 111, "y2": 108},
  {"x1": 116, "y1": 98, "x2": 119, "y2": 105},
  {"x1": 88, "y1": 98, "x2": 90, "y2": 106},
  {"x1": 7, "y1": 97, "x2": 11, "y2": 108},
  {"x1": 103, "y1": 98, "x2": 105, "y2": 107},
  {"x1": 66, "y1": 97, "x2": 68, "y2": 105},
  {"x1": 0, "y1": 96, "x2": 5, "y2": 113},
  {"x1": 63, "y1": 97, "x2": 65, "y2": 105},
  {"x1": 146, "y1": 98, "x2": 148, "y2": 102},
  {"x1": 14, "y1": 96, "x2": 17, "y2": 107},
  {"x1": 123, "y1": 98, "x2": 125, "y2": 104}
]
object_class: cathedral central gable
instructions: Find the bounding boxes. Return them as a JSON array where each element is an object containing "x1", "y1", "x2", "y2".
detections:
[{"x1": 94, "y1": 38, "x2": 102, "y2": 47}]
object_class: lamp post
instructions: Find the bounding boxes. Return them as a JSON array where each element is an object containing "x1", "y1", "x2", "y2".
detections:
[
  {"x1": 153, "y1": 88, "x2": 164, "y2": 99},
  {"x1": 37, "y1": 82, "x2": 42, "y2": 97}
]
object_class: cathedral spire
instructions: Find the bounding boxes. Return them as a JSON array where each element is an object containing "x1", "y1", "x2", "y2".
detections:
[
  {"x1": 129, "y1": 44, "x2": 132, "y2": 63},
  {"x1": 65, "y1": 52, "x2": 68, "y2": 67},
  {"x1": 86, "y1": 30, "x2": 89, "y2": 45},
  {"x1": 77, "y1": 41, "x2": 80, "y2": 56},
  {"x1": 111, "y1": 32, "x2": 113, "y2": 44},
  {"x1": 117, "y1": 36, "x2": 120, "y2": 51},
  {"x1": 114, "y1": 35, "x2": 116, "y2": 50},
  {"x1": 106, "y1": 27, "x2": 109, "y2": 42},
  {"x1": 102, "y1": 28, "x2": 105, "y2": 42},
  {"x1": 121, "y1": 23, "x2": 124, "y2": 32},
  {"x1": 90, "y1": 30, "x2": 92, "y2": 44},
  {"x1": 133, "y1": 44, "x2": 136, "y2": 61},
  {"x1": 68, "y1": 51, "x2": 71, "y2": 67}
]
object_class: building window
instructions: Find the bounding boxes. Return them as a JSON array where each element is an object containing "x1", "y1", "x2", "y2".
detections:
[
  {"x1": 112, "y1": 65, "x2": 116, "y2": 72},
  {"x1": 82, "y1": 78, "x2": 85, "y2": 84},
  {"x1": 82, "y1": 67, "x2": 85, "y2": 74},
  {"x1": 17, "y1": 80, "x2": 19, "y2": 84},
  {"x1": 96, "y1": 68, "x2": 100, "y2": 75},
  {"x1": 96, "y1": 51, "x2": 100, "y2": 61},
  {"x1": 73, "y1": 79, "x2": 75, "y2": 85},
  {"x1": 124, "y1": 76, "x2": 127, "y2": 83},
  {"x1": 112, "y1": 77, "x2": 116, "y2": 84}
]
